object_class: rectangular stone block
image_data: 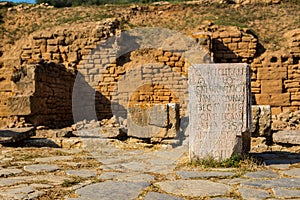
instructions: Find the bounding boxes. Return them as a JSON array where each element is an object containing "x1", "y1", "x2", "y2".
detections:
[
  {"x1": 189, "y1": 63, "x2": 251, "y2": 161},
  {"x1": 255, "y1": 94, "x2": 271, "y2": 105},
  {"x1": 257, "y1": 67, "x2": 287, "y2": 80},
  {"x1": 261, "y1": 80, "x2": 282, "y2": 94},
  {"x1": 251, "y1": 105, "x2": 271, "y2": 138},
  {"x1": 270, "y1": 93, "x2": 290, "y2": 106},
  {"x1": 127, "y1": 103, "x2": 179, "y2": 140}
]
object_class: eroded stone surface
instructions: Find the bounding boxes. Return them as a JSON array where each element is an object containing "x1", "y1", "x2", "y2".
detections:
[
  {"x1": 127, "y1": 103, "x2": 179, "y2": 139},
  {"x1": 238, "y1": 187, "x2": 271, "y2": 199},
  {"x1": 243, "y1": 170, "x2": 279, "y2": 179},
  {"x1": 98, "y1": 172, "x2": 154, "y2": 182},
  {"x1": 144, "y1": 192, "x2": 184, "y2": 200},
  {"x1": 281, "y1": 168, "x2": 300, "y2": 178},
  {"x1": 75, "y1": 181, "x2": 150, "y2": 200},
  {"x1": 241, "y1": 178, "x2": 300, "y2": 189},
  {"x1": 35, "y1": 156, "x2": 73, "y2": 163},
  {"x1": 273, "y1": 188, "x2": 300, "y2": 198},
  {"x1": 0, "y1": 169, "x2": 23, "y2": 177},
  {"x1": 155, "y1": 180, "x2": 231, "y2": 197},
  {"x1": 176, "y1": 171, "x2": 235, "y2": 179},
  {"x1": 23, "y1": 164, "x2": 60, "y2": 173},
  {"x1": 0, "y1": 184, "x2": 44, "y2": 200},
  {"x1": 251, "y1": 105, "x2": 271, "y2": 137},
  {"x1": 273, "y1": 130, "x2": 300, "y2": 145},
  {"x1": 66, "y1": 170, "x2": 97, "y2": 178},
  {"x1": 189, "y1": 63, "x2": 251, "y2": 160}
]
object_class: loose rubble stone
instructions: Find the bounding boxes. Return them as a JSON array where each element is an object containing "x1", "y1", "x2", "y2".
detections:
[
  {"x1": 273, "y1": 130, "x2": 300, "y2": 145},
  {"x1": 0, "y1": 127, "x2": 35, "y2": 144},
  {"x1": 155, "y1": 180, "x2": 231, "y2": 197},
  {"x1": 243, "y1": 170, "x2": 279, "y2": 179},
  {"x1": 281, "y1": 168, "x2": 300, "y2": 178},
  {"x1": 0, "y1": 168, "x2": 23, "y2": 177},
  {"x1": 23, "y1": 164, "x2": 60, "y2": 173},
  {"x1": 273, "y1": 188, "x2": 300, "y2": 198},
  {"x1": 66, "y1": 170, "x2": 97, "y2": 178},
  {"x1": 75, "y1": 181, "x2": 150, "y2": 200},
  {"x1": 251, "y1": 105, "x2": 272, "y2": 137},
  {"x1": 144, "y1": 192, "x2": 184, "y2": 200},
  {"x1": 238, "y1": 187, "x2": 271, "y2": 199},
  {"x1": 100, "y1": 127, "x2": 126, "y2": 138},
  {"x1": 176, "y1": 171, "x2": 235, "y2": 179}
]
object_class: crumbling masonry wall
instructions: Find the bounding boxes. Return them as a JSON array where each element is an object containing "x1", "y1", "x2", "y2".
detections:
[
  {"x1": 1, "y1": 22, "x2": 300, "y2": 129},
  {"x1": 251, "y1": 29, "x2": 300, "y2": 117},
  {"x1": 7, "y1": 63, "x2": 76, "y2": 128}
]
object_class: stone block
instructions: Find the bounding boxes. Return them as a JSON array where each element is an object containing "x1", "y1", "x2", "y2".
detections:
[
  {"x1": 188, "y1": 63, "x2": 251, "y2": 161},
  {"x1": 273, "y1": 130, "x2": 300, "y2": 145},
  {"x1": 261, "y1": 80, "x2": 282, "y2": 94},
  {"x1": 157, "y1": 56, "x2": 169, "y2": 62},
  {"x1": 47, "y1": 45, "x2": 59, "y2": 53},
  {"x1": 270, "y1": 93, "x2": 290, "y2": 106},
  {"x1": 167, "y1": 103, "x2": 179, "y2": 138},
  {"x1": 149, "y1": 104, "x2": 168, "y2": 127},
  {"x1": 257, "y1": 67, "x2": 287, "y2": 80},
  {"x1": 219, "y1": 31, "x2": 229, "y2": 38},
  {"x1": 0, "y1": 127, "x2": 35, "y2": 144},
  {"x1": 238, "y1": 42, "x2": 249, "y2": 49},
  {"x1": 251, "y1": 105, "x2": 271, "y2": 137},
  {"x1": 271, "y1": 107, "x2": 282, "y2": 115},
  {"x1": 127, "y1": 103, "x2": 179, "y2": 140},
  {"x1": 254, "y1": 94, "x2": 271, "y2": 105}
]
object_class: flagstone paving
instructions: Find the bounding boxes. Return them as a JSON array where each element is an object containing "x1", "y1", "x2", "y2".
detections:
[{"x1": 1, "y1": 132, "x2": 300, "y2": 199}]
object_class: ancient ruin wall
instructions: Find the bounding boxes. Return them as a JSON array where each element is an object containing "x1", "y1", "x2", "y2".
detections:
[
  {"x1": 251, "y1": 29, "x2": 300, "y2": 117},
  {"x1": 1, "y1": 22, "x2": 300, "y2": 128},
  {"x1": 4, "y1": 63, "x2": 75, "y2": 128}
]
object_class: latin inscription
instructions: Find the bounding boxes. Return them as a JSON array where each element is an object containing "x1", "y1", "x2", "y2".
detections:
[{"x1": 189, "y1": 63, "x2": 251, "y2": 160}]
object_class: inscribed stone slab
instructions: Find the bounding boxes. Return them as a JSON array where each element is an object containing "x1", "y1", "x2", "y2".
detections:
[{"x1": 189, "y1": 63, "x2": 251, "y2": 160}]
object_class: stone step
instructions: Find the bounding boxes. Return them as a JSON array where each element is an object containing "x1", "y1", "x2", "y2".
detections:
[
  {"x1": 0, "y1": 127, "x2": 35, "y2": 144},
  {"x1": 273, "y1": 130, "x2": 300, "y2": 145}
]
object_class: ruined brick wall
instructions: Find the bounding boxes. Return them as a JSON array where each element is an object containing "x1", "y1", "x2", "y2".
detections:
[
  {"x1": 251, "y1": 29, "x2": 300, "y2": 116},
  {"x1": 6, "y1": 63, "x2": 76, "y2": 128},
  {"x1": 198, "y1": 25, "x2": 257, "y2": 63},
  {"x1": 79, "y1": 49, "x2": 188, "y2": 121},
  {"x1": 2, "y1": 22, "x2": 300, "y2": 128},
  {"x1": 0, "y1": 18, "x2": 120, "y2": 128},
  {"x1": 212, "y1": 27, "x2": 257, "y2": 63},
  {"x1": 29, "y1": 62, "x2": 76, "y2": 127},
  {"x1": 20, "y1": 19, "x2": 120, "y2": 65}
]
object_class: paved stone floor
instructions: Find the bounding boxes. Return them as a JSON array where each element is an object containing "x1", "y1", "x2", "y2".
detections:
[{"x1": 1, "y1": 129, "x2": 300, "y2": 199}]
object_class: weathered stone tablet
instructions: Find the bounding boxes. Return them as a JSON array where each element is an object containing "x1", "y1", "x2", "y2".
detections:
[{"x1": 189, "y1": 63, "x2": 251, "y2": 161}]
